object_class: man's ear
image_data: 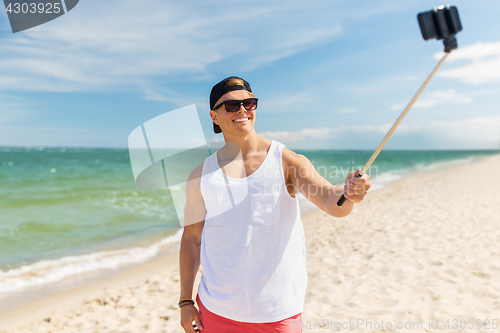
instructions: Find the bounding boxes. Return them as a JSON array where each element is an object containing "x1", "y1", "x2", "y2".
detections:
[{"x1": 210, "y1": 110, "x2": 219, "y2": 125}]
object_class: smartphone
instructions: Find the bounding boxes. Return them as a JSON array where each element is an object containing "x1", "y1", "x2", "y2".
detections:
[{"x1": 418, "y1": 5, "x2": 462, "y2": 40}]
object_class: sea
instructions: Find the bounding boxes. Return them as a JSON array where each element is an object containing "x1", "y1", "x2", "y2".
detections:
[{"x1": 0, "y1": 146, "x2": 499, "y2": 311}]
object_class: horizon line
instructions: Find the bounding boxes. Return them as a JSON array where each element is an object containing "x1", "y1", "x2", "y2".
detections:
[{"x1": 1, "y1": 145, "x2": 499, "y2": 152}]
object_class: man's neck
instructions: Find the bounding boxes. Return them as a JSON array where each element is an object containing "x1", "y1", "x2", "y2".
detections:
[{"x1": 221, "y1": 131, "x2": 262, "y2": 157}]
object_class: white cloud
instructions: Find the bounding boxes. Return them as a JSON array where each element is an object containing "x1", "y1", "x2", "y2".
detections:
[
  {"x1": 391, "y1": 89, "x2": 472, "y2": 110},
  {"x1": 259, "y1": 116, "x2": 500, "y2": 149},
  {"x1": 434, "y1": 41, "x2": 500, "y2": 62},
  {"x1": 259, "y1": 123, "x2": 390, "y2": 142},
  {"x1": 242, "y1": 25, "x2": 343, "y2": 71},
  {"x1": 435, "y1": 41, "x2": 500, "y2": 85},
  {"x1": 0, "y1": 0, "x2": 429, "y2": 101},
  {"x1": 336, "y1": 74, "x2": 428, "y2": 96},
  {"x1": 0, "y1": 0, "x2": 349, "y2": 99},
  {"x1": 259, "y1": 91, "x2": 315, "y2": 112},
  {"x1": 339, "y1": 108, "x2": 356, "y2": 114},
  {"x1": 258, "y1": 128, "x2": 331, "y2": 142},
  {"x1": 390, "y1": 103, "x2": 406, "y2": 111},
  {"x1": 397, "y1": 116, "x2": 500, "y2": 149},
  {"x1": 142, "y1": 87, "x2": 205, "y2": 106},
  {"x1": 392, "y1": 75, "x2": 419, "y2": 82}
]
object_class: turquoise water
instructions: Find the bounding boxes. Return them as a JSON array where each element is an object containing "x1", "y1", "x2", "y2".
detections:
[
  {"x1": 0, "y1": 146, "x2": 498, "y2": 291},
  {"x1": 0, "y1": 147, "x2": 180, "y2": 271},
  {"x1": 296, "y1": 149, "x2": 494, "y2": 184}
]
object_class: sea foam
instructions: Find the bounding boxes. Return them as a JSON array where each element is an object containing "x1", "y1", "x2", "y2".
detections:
[{"x1": 0, "y1": 229, "x2": 183, "y2": 293}]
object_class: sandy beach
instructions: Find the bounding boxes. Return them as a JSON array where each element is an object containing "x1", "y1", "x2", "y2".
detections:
[{"x1": 1, "y1": 153, "x2": 499, "y2": 333}]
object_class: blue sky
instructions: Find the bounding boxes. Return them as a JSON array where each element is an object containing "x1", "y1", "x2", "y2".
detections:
[{"x1": 1, "y1": 0, "x2": 499, "y2": 150}]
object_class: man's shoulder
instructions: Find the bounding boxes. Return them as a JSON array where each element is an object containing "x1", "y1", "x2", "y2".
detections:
[
  {"x1": 185, "y1": 162, "x2": 206, "y2": 199},
  {"x1": 281, "y1": 146, "x2": 308, "y2": 169},
  {"x1": 187, "y1": 162, "x2": 205, "y2": 182}
]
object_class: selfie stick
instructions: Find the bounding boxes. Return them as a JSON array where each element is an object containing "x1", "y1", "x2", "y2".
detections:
[
  {"x1": 336, "y1": 53, "x2": 449, "y2": 206},
  {"x1": 337, "y1": 5, "x2": 462, "y2": 206}
]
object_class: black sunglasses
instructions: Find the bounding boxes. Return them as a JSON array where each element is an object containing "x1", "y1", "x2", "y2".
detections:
[{"x1": 213, "y1": 98, "x2": 258, "y2": 112}]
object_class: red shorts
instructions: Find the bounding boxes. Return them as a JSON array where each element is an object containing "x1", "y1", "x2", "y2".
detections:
[{"x1": 196, "y1": 294, "x2": 303, "y2": 333}]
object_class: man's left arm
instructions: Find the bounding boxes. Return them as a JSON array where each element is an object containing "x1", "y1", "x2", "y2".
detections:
[{"x1": 283, "y1": 148, "x2": 371, "y2": 218}]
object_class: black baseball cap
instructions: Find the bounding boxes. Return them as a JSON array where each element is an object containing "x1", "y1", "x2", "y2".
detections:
[{"x1": 210, "y1": 76, "x2": 252, "y2": 133}]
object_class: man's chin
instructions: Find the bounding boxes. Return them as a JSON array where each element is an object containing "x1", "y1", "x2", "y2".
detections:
[{"x1": 226, "y1": 127, "x2": 255, "y2": 136}]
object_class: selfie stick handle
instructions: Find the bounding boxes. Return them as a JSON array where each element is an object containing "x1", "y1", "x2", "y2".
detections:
[{"x1": 337, "y1": 52, "x2": 450, "y2": 206}]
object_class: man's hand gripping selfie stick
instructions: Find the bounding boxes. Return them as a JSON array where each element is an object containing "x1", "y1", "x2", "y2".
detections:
[{"x1": 337, "y1": 5, "x2": 462, "y2": 207}]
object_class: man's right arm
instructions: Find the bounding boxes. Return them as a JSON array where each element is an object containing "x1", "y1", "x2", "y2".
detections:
[{"x1": 179, "y1": 164, "x2": 206, "y2": 332}]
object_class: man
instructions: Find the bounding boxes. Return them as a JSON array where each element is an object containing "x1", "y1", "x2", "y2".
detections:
[{"x1": 179, "y1": 76, "x2": 371, "y2": 332}]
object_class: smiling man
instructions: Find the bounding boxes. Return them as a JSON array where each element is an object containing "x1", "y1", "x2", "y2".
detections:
[{"x1": 179, "y1": 76, "x2": 371, "y2": 333}]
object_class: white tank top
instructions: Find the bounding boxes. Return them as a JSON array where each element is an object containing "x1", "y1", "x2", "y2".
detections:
[{"x1": 198, "y1": 140, "x2": 308, "y2": 323}]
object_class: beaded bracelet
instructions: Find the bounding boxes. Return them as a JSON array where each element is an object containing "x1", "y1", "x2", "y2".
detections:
[
  {"x1": 178, "y1": 299, "x2": 194, "y2": 306},
  {"x1": 178, "y1": 298, "x2": 193, "y2": 303},
  {"x1": 178, "y1": 300, "x2": 195, "y2": 308}
]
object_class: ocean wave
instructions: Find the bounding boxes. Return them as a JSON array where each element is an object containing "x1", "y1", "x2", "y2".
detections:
[
  {"x1": 295, "y1": 170, "x2": 403, "y2": 214},
  {"x1": 369, "y1": 172, "x2": 404, "y2": 191},
  {"x1": 0, "y1": 229, "x2": 183, "y2": 293},
  {"x1": 413, "y1": 156, "x2": 474, "y2": 171},
  {"x1": 102, "y1": 190, "x2": 175, "y2": 219}
]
